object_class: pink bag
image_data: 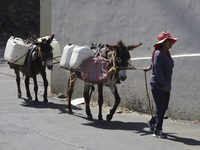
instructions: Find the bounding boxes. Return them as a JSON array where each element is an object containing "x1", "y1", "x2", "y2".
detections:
[{"x1": 81, "y1": 56, "x2": 110, "y2": 84}]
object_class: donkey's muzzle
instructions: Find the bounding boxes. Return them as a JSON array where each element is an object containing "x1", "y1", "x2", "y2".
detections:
[
  {"x1": 118, "y1": 70, "x2": 127, "y2": 81},
  {"x1": 46, "y1": 59, "x2": 53, "y2": 70},
  {"x1": 119, "y1": 75, "x2": 127, "y2": 81}
]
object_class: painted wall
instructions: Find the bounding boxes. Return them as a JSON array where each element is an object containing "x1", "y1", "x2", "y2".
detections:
[
  {"x1": 40, "y1": 0, "x2": 51, "y2": 37},
  {"x1": 40, "y1": 0, "x2": 52, "y2": 93},
  {"x1": 49, "y1": 0, "x2": 200, "y2": 121}
]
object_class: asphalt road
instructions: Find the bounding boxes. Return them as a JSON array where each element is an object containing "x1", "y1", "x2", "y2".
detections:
[{"x1": 0, "y1": 52, "x2": 200, "y2": 150}]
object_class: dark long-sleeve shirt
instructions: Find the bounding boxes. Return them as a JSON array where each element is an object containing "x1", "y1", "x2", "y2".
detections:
[{"x1": 150, "y1": 50, "x2": 174, "y2": 91}]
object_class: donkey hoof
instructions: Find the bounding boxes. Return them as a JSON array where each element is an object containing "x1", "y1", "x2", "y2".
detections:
[
  {"x1": 87, "y1": 115, "x2": 93, "y2": 120},
  {"x1": 68, "y1": 110, "x2": 73, "y2": 114},
  {"x1": 98, "y1": 116, "x2": 103, "y2": 121},
  {"x1": 43, "y1": 99, "x2": 48, "y2": 103},
  {"x1": 98, "y1": 118, "x2": 103, "y2": 121},
  {"x1": 28, "y1": 97, "x2": 32, "y2": 100},
  {"x1": 106, "y1": 114, "x2": 112, "y2": 121}
]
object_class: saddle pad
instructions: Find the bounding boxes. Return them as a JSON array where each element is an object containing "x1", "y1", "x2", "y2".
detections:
[{"x1": 81, "y1": 57, "x2": 110, "y2": 84}]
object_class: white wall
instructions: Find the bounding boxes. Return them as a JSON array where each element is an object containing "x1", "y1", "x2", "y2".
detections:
[
  {"x1": 40, "y1": 0, "x2": 52, "y2": 94},
  {"x1": 40, "y1": 0, "x2": 51, "y2": 37},
  {"x1": 50, "y1": 0, "x2": 200, "y2": 121}
]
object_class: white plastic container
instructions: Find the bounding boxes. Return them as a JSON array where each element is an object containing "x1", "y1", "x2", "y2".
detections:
[
  {"x1": 51, "y1": 39, "x2": 61, "y2": 63},
  {"x1": 69, "y1": 46, "x2": 94, "y2": 69},
  {"x1": 60, "y1": 44, "x2": 76, "y2": 69},
  {"x1": 5, "y1": 37, "x2": 30, "y2": 65},
  {"x1": 37, "y1": 36, "x2": 61, "y2": 63},
  {"x1": 4, "y1": 36, "x2": 14, "y2": 60}
]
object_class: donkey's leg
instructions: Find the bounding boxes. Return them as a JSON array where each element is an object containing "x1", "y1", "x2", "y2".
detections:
[
  {"x1": 41, "y1": 71, "x2": 48, "y2": 103},
  {"x1": 25, "y1": 76, "x2": 32, "y2": 100},
  {"x1": 14, "y1": 69, "x2": 21, "y2": 98},
  {"x1": 84, "y1": 83, "x2": 93, "y2": 120},
  {"x1": 66, "y1": 71, "x2": 77, "y2": 114},
  {"x1": 98, "y1": 84, "x2": 103, "y2": 120},
  {"x1": 32, "y1": 75, "x2": 39, "y2": 102},
  {"x1": 107, "y1": 84, "x2": 120, "y2": 121}
]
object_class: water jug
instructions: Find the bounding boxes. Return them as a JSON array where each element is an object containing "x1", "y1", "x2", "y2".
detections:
[
  {"x1": 60, "y1": 44, "x2": 75, "y2": 69},
  {"x1": 69, "y1": 46, "x2": 94, "y2": 69},
  {"x1": 5, "y1": 37, "x2": 30, "y2": 65}
]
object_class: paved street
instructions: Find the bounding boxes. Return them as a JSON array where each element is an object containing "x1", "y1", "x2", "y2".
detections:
[{"x1": 0, "y1": 58, "x2": 200, "y2": 150}]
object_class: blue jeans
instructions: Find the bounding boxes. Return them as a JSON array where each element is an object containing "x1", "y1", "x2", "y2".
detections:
[{"x1": 149, "y1": 88, "x2": 170, "y2": 131}]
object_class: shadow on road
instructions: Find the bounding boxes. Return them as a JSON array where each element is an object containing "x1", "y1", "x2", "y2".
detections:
[
  {"x1": 167, "y1": 133, "x2": 200, "y2": 146},
  {"x1": 20, "y1": 97, "x2": 82, "y2": 114},
  {"x1": 82, "y1": 119, "x2": 200, "y2": 146},
  {"x1": 17, "y1": 96, "x2": 200, "y2": 147},
  {"x1": 82, "y1": 119, "x2": 150, "y2": 134}
]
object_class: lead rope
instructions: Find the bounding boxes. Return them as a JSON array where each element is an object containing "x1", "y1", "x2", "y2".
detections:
[
  {"x1": 108, "y1": 54, "x2": 153, "y2": 116},
  {"x1": 144, "y1": 71, "x2": 153, "y2": 117}
]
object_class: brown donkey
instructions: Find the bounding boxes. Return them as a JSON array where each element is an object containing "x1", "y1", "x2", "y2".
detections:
[
  {"x1": 66, "y1": 40, "x2": 142, "y2": 121},
  {"x1": 12, "y1": 35, "x2": 54, "y2": 103}
]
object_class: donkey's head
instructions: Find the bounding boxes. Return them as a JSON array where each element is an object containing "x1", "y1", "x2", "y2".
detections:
[
  {"x1": 106, "y1": 40, "x2": 142, "y2": 81},
  {"x1": 34, "y1": 34, "x2": 54, "y2": 70}
]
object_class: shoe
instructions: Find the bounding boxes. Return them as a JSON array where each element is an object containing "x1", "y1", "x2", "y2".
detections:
[
  {"x1": 147, "y1": 121, "x2": 155, "y2": 132},
  {"x1": 153, "y1": 130, "x2": 167, "y2": 138}
]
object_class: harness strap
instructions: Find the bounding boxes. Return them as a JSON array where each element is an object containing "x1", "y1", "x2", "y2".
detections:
[
  {"x1": 12, "y1": 52, "x2": 28, "y2": 64},
  {"x1": 52, "y1": 56, "x2": 61, "y2": 64},
  {"x1": 42, "y1": 58, "x2": 52, "y2": 66},
  {"x1": 108, "y1": 53, "x2": 117, "y2": 80},
  {"x1": 108, "y1": 53, "x2": 144, "y2": 79}
]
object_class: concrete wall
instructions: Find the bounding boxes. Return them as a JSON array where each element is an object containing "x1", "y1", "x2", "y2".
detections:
[
  {"x1": 40, "y1": 0, "x2": 52, "y2": 92},
  {"x1": 40, "y1": 0, "x2": 52, "y2": 37},
  {"x1": 49, "y1": 0, "x2": 200, "y2": 121}
]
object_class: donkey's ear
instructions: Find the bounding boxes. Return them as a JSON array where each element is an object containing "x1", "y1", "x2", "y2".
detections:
[
  {"x1": 47, "y1": 34, "x2": 55, "y2": 44},
  {"x1": 106, "y1": 44, "x2": 118, "y2": 51},
  {"x1": 127, "y1": 43, "x2": 142, "y2": 51}
]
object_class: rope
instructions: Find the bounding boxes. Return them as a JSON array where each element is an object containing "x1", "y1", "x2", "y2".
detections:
[
  {"x1": 117, "y1": 67, "x2": 153, "y2": 116},
  {"x1": 108, "y1": 53, "x2": 144, "y2": 73},
  {"x1": 144, "y1": 71, "x2": 153, "y2": 117},
  {"x1": 105, "y1": 53, "x2": 154, "y2": 116},
  {"x1": 108, "y1": 53, "x2": 117, "y2": 80},
  {"x1": 52, "y1": 56, "x2": 61, "y2": 64},
  {"x1": 12, "y1": 52, "x2": 28, "y2": 64},
  {"x1": 107, "y1": 53, "x2": 153, "y2": 116}
]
